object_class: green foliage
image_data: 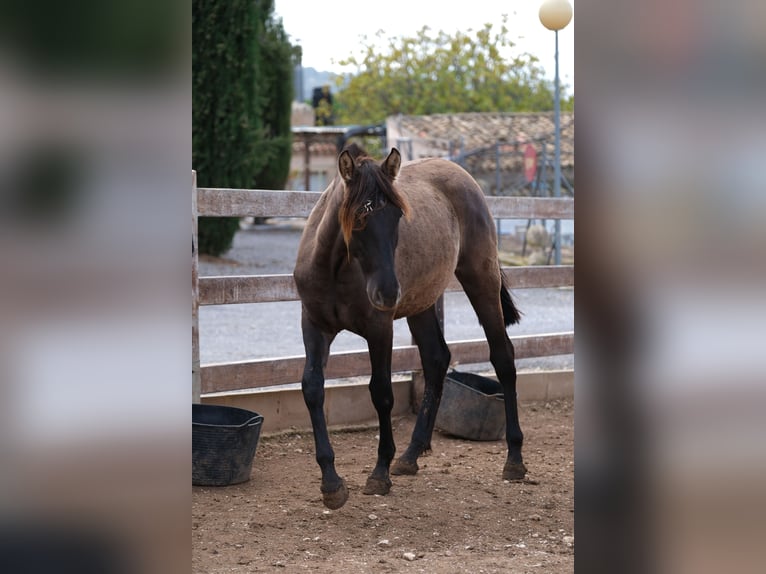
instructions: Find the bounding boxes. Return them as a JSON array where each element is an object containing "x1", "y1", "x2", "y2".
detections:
[
  {"x1": 252, "y1": 9, "x2": 294, "y2": 190},
  {"x1": 0, "y1": 0, "x2": 179, "y2": 77},
  {"x1": 193, "y1": 0, "x2": 259, "y2": 255},
  {"x1": 314, "y1": 99, "x2": 334, "y2": 127},
  {"x1": 312, "y1": 86, "x2": 335, "y2": 126},
  {"x1": 334, "y1": 17, "x2": 560, "y2": 125},
  {"x1": 193, "y1": 0, "x2": 293, "y2": 255},
  {"x1": 197, "y1": 217, "x2": 242, "y2": 257}
]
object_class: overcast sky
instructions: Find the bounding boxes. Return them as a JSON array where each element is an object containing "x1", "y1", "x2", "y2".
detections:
[{"x1": 273, "y1": 0, "x2": 574, "y2": 91}]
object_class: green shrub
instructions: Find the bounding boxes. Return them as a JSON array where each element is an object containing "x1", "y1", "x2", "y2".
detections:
[{"x1": 193, "y1": 0, "x2": 293, "y2": 255}]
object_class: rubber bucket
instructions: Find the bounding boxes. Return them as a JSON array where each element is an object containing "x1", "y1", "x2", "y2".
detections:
[
  {"x1": 435, "y1": 371, "x2": 506, "y2": 441},
  {"x1": 192, "y1": 404, "x2": 264, "y2": 486}
]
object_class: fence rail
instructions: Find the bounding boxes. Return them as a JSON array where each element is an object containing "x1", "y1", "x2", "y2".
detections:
[
  {"x1": 201, "y1": 332, "x2": 574, "y2": 394},
  {"x1": 197, "y1": 188, "x2": 574, "y2": 220},
  {"x1": 192, "y1": 176, "x2": 573, "y2": 400},
  {"x1": 198, "y1": 265, "x2": 573, "y2": 306}
]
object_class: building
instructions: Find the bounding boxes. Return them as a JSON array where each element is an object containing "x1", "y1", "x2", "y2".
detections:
[{"x1": 288, "y1": 110, "x2": 574, "y2": 199}]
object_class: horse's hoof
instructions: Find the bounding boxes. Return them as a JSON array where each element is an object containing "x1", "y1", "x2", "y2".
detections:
[
  {"x1": 362, "y1": 476, "x2": 392, "y2": 496},
  {"x1": 321, "y1": 479, "x2": 349, "y2": 510},
  {"x1": 391, "y1": 458, "x2": 419, "y2": 476},
  {"x1": 502, "y1": 461, "x2": 528, "y2": 481}
]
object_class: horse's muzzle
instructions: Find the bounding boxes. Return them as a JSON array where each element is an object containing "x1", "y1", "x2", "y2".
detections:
[{"x1": 367, "y1": 280, "x2": 401, "y2": 311}]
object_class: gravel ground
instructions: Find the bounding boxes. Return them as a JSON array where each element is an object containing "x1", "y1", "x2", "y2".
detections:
[
  {"x1": 199, "y1": 219, "x2": 573, "y2": 372},
  {"x1": 193, "y1": 399, "x2": 574, "y2": 573}
]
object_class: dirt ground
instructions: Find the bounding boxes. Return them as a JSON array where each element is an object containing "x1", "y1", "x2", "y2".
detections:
[{"x1": 192, "y1": 398, "x2": 573, "y2": 573}]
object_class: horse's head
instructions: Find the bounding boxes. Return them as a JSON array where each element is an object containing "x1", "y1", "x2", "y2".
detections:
[{"x1": 338, "y1": 145, "x2": 410, "y2": 311}]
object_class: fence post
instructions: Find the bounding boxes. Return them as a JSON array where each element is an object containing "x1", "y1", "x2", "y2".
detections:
[
  {"x1": 192, "y1": 171, "x2": 201, "y2": 403},
  {"x1": 303, "y1": 133, "x2": 311, "y2": 191}
]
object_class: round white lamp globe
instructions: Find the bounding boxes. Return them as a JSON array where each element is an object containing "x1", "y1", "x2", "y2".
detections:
[{"x1": 539, "y1": 0, "x2": 573, "y2": 31}]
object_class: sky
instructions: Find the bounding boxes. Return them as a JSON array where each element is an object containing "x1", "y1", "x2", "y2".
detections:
[{"x1": 273, "y1": 0, "x2": 574, "y2": 91}]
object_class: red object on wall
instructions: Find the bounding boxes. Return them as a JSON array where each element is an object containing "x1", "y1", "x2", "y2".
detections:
[{"x1": 523, "y1": 144, "x2": 537, "y2": 183}]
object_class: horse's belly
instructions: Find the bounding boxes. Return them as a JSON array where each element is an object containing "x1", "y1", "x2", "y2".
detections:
[
  {"x1": 393, "y1": 246, "x2": 458, "y2": 319},
  {"x1": 393, "y1": 281, "x2": 450, "y2": 319}
]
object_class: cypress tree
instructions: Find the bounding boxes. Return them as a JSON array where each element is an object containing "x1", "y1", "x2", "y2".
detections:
[
  {"x1": 252, "y1": 3, "x2": 294, "y2": 192},
  {"x1": 193, "y1": 0, "x2": 294, "y2": 255}
]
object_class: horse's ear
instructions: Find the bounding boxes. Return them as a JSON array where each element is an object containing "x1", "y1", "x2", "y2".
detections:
[
  {"x1": 338, "y1": 150, "x2": 354, "y2": 183},
  {"x1": 383, "y1": 148, "x2": 401, "y2": 179}
]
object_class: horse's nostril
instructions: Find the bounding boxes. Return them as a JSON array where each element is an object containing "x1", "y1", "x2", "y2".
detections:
[
  {"x1": 367, "y1": 277, "x2": 401, "y2": 311},
  {"x1": 369, "y1": 287, "x2": 399, "y2": 311}
]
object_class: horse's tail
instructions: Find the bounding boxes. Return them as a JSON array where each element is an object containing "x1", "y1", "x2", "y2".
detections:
[{"x1": 500, "y1": 270, "x2": 522, "y2": 326}]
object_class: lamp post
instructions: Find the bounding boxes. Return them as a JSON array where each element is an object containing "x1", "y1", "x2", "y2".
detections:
[{"x1": 539, "y1": 0, "x2": 572, "y2": 266}]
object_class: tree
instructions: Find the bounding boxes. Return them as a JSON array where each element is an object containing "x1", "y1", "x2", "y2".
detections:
[
  {"x1": 312, "y1": 85, "x2": 335, "y2": 126},
  {"x1": 193, "y1": 0, "x2": 259, "y2": 256},
  {"x1": 193, "y1": 0, "x2": 294, "y2": 255},
  {"x1": 333, "y1": 18, "x2": 563, "y2": 125},
  {"x1": 252, "y1": 8, "x2": 294, "y2": 191}
]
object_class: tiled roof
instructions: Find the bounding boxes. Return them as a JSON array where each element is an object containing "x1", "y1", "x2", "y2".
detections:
[
  {"x1": 387, "y1": 112, "x2": 574, "y2": 195},
  {"x1": 389, "y1": 112, "x2": 574, "y2": 168},
  {"x1": 292, "y1": 138, "x2": 338, "y2": 156},
  {"x1": 289, "y1": 112, "x2": 574, "y2": 196},
  {"x1": 291, "y1": 127, "x2": 342, "y2": 156}
]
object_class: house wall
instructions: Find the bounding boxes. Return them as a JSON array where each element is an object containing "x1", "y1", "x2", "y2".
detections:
[
  {"x1": 287, "y1": 148, "x2": 336, "y2": 192},
  {"x1": 288, "y1": 104, "x2": 338, "y2": 191}
]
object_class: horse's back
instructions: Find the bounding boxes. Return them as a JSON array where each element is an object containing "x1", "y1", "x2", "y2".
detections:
[
  {"x1": 399, "y1": 157, "x2": 494, "y2": 223},
  {"x1": 399, "y1": 157, "x2": 498, "y2": 252}
]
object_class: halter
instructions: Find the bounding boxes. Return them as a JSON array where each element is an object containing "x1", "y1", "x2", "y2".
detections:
[{"x1": 358, "y1": 197, "x2": 386, "y2": 218}]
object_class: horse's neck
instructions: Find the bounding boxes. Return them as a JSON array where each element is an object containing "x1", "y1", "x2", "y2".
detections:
[{"x1": 312, "y1": 183, "x2": 348, "y2": 272}]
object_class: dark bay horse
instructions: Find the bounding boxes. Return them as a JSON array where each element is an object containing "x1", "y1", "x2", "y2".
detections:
[{"x1": 293, "y1": 144, "x2": 527, "y2": 509}]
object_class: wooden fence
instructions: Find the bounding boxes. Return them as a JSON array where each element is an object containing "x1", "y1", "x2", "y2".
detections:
[{"x1": 192, "y1": 171, "x2": 574, "y2": 403}]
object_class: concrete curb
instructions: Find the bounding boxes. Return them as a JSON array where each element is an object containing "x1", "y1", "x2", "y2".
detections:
[{"x1": 201, "y1": 370, "x2": 573, "y2": 434}]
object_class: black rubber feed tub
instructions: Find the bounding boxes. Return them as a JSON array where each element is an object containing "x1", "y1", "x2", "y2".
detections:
[
  {"x1": 435, "y1": 371, "x2": 506, "y2": 441},
  {"x1": 192, "y1": 404, "x2": 264, "y2": 486}
]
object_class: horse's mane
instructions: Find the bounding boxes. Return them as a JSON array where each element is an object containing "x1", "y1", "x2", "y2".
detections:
[{"x1": 338, "y1": 144, "x2": 410, "y2": 248}]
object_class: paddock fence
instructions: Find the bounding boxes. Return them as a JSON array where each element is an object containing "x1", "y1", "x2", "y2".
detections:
[{"x1": 192, "y1": 171, "x2": 574, "y2": 430}]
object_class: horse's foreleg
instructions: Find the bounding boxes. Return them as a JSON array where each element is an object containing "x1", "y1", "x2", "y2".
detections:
[
  {"x1": 300, "y1": 314, "x2": 347, "y2": 509},
  {"x1": 362, "y1": 326, "x2": 396, "y2": 496},
  {"x1": 392, "y1": 305, "x2": 451, "y2": 476}
]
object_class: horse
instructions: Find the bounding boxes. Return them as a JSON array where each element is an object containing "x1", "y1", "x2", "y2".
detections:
[{"x1": 293, "y1": 144, "x2": 527, "y2": 510}]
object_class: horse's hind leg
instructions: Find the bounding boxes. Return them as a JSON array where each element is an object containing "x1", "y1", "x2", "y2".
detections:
[
  {"x1": 300, "y1": 312, "x2": 348, "y2": 509},
  {"x1": 456, "y1": 270, "x2": 528, "y2": 481},
  {"x1": 362, "y1": 323, "x2": 397, "y2": 496},
  {"x1": 391, "y1": 304, "x2": 451, "y2": 476}
]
